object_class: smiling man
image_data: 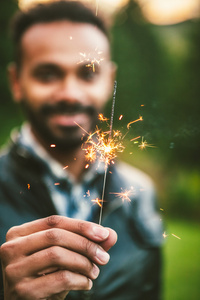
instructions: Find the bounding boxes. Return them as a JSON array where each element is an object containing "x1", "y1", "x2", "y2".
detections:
[{"x1": 0, "y1": 1, "x2": 163, "y2": 299}]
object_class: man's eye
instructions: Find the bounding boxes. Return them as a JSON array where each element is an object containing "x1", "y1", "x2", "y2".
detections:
[
  {"x1": 34, "y1": 70, "x2": 60, "y2": 82},
  {"x1": 79, "y1": 64, "x2": 99, "y2": 81}
]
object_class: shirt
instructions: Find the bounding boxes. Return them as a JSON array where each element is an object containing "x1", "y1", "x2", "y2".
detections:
[{"x1": 19, "y1": 123, "x2": 106, "y2": 221}]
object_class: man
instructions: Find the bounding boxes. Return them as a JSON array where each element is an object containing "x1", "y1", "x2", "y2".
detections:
[{"x1": 0, "y1": 1, "x2": 163, "y2": 299}]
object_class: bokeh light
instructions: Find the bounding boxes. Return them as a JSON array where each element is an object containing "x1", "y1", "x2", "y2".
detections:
[{"x1": 18, "y1": 0, "x2": 200, "y2": 25}]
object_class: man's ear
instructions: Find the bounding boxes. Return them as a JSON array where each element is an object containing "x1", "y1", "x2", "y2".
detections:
[{"x1": 7, "y1": 62, "x2": 23, "y2": 103}]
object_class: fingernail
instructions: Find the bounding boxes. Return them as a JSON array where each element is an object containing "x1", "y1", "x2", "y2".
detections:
[
  {"x1": 96, "y1": 247, "x2": 110, "y2": 264},
  {"x1": 88, "y1": 278, "x2": 93, "y2": 289},
  {"x1": 92, "y1": 264, "x2": 100, "y2": 278},
  {"x1": 93, "y1": 226, "x2": 109, "y2": 239}
]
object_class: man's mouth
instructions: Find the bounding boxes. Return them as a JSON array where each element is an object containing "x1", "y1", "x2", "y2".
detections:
[{"x1": 48, "y1": 112, "x2": 91, "y2": 127}]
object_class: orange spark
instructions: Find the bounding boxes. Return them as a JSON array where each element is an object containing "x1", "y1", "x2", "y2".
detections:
[
  {"x1": 85, "y1": 145, "x2": 97, "y2": 162},
  {"x1": 98, "y1": 113, "x2": 109, "y2": 122},
  {"x1": 138, "y1": 136, "x2": 155, "y2": 150},
  {"x1": 27, "y1": 184, "x2": 30, "y2": 190},
  {"x1": 110, "y1": 188, "x2": 134, "y2": 203},
  {"x1": 83, "y1": 127, "x2": 124, "y2": 165},
  {"x1": 78, "y1": 51, "x2": 104, "y2": 69},
  {"x1": 63, "y1": 165, "x2": 68, "y2": 170},
  {"x1": 50, "y1": 144, "x2": 56, "y2": 148},
  {"x1": 113, "y1": 130, "x2": 121, "y2": 137},
  {"x1": 127, "y1": 116, "x2": 143, "y2": 129},
  {"x1": 119, "y1": 114, "x2": 123, "y2": 120},
  {"x1": 91, "y1": 198, "x2": 103, "y2": 207},
  {"x1": 85, "y1": 164, "x2": 89, "y2": 169},
  {"x1": 54, "y1": 183, "x2": 60, "y2": 186},
  {"x1": 130, "y1": 135, "x2": 141, "y2": 142},
  {"x1": 171, "y1": 233, "x2": 181, "y2": 240},
  {"x1": 163, "y1": 231, "x2": 169, "y2": 239}
]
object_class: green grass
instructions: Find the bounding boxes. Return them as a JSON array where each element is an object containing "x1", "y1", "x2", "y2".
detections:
[{"x1": 163, "y1": 219, "x2": 200, "y2": 300}]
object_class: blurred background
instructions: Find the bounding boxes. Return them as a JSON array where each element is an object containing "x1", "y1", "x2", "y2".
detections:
[{"x1": 0, "y1": 0, "x2": 199, "y2": 299}]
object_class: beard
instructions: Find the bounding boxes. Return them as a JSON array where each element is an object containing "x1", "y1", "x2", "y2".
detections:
[{"x1": 20, "y1": 99, "x2": 99, "y2": 152}]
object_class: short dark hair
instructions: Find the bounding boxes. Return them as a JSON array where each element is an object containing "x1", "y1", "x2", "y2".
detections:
[{"x1": 10, "y1": 0, "x2": 109, "y2": 70}]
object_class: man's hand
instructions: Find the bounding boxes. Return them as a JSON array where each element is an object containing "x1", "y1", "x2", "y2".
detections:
[{"x1": 0, "y1": 215, "x2": 117, "y2": 300}]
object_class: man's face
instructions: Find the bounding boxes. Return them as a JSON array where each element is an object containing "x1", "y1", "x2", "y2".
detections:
[{"x1": 10, "y1": 21, "x2": 115, "y2": 150}]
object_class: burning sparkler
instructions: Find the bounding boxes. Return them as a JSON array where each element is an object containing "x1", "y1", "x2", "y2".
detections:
[
  {"x1": 84, "y1": 81, "x2": 121, "y2": 224},
  {"x1": 75, "y1": 81, "x2": 122, "y2": 224}
]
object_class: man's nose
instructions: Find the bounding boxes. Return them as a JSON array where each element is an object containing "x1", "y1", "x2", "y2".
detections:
[{"x1": 55, "y1": 75, "x2": 83, "y2": 103}]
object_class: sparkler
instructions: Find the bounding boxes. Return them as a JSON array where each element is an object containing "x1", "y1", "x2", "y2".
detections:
[
  {"x1": 89, "y1": 81, "x2": 119, "y2": 224},
  {"x1": 75, "y1": 80, "x2": 124, "y2": 224}
]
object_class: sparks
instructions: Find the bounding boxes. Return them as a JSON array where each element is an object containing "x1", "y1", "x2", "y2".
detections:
[
  {"x1": 113, "y1": 130, "x2": 121, "y2": 138},
  {"x1": 91, "y1": 198, "x2": 103, "y2": 207},
  {"x1": 127, "y1": 116, "x2": 143, "y2": 129},
  {"x1": 85, "y1": 164, "x2": 89, "y2": 169},
  {"x1": 119, "y1": 114, "x2": 123, "y2": 120},
  {"x1": 110, "y1": 188, "x2": 134, "y2": 203},
  {"x1": 50, "y1": 144, "x2": 56, "y2": 148},
  {"x1": 98, "y1": 113, "x2": 109, "y2": 122},
  {"x1": 171, "y1": 233, "x2": 181, "y2": 240},
  {"x1": 27, "y1": 184, "x2": 30, "y2": 190},
  {"x1": 78, "y1": 50, "x2": 104, "y2": 70},
  {"x1": 138, "y1": 136, "x2": 155, "y2": 150},
  {"x1": 130, "y1": 135, "x2": 141, "y2": 142},
  {"x1": 163, "y1": 231, "x2": 169, "y2": 239},
  {"x1": 83, "y1": 127, "x2": 124, "y2": 166}
]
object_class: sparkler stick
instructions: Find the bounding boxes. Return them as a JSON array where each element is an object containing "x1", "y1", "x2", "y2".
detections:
[{"x1": 98, "y1": 80, "x2": 117, "y2": 225}]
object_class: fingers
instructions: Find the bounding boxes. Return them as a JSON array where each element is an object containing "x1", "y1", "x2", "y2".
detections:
[
  {"x1": 99, "y1": 228, "x2": 118, "y2": 251},
  {"x1": 9, "y1": 270, "x2": 92, "y2": 299},
  {"x1": 2, "y1": 228, "x2": 110, "y2": 266},
  {"x1": 0, "y1": 216, "x2": 118, "y2": 299},
  {"x1": 6, "y1": 215, "x2": 110, "y2": 243},
  {"x1": 5, "y1": 246, "x2": 100, "y2": 281}
]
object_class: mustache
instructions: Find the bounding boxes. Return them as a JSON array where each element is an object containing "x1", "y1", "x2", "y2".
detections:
[{"x1": 40, "y1": 101, "x2": 97, "y2": 116}]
